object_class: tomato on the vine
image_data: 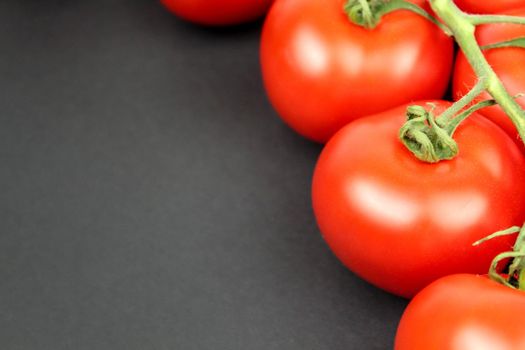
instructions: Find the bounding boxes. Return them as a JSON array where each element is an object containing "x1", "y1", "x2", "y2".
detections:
[
  {"x1": 161, "y1": 0, "x2": 274, "y2": 26},
  {"x1": 453, "y1": 0, "x2": 525, "y2": 14},
  {"x1": 395, "y1": 274, "x2": 525, "y2": 349},
  {"x1": 260, "y1": 0, "x2": 453, "y2": 143},
  {"x1": 312, "y1": 101, "x2": 525, "y2": 298},
  {"x1": 453, "y1": 7, "x2": 525, "y2": 149}
]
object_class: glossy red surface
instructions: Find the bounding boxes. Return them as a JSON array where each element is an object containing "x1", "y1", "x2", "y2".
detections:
[{"x1": 396, "y1": 274, "x2": 525, "y2": 349}]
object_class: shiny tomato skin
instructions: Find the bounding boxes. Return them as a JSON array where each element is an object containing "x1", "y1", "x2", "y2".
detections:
[
  {"x1": 453, "y1": 8, "x2": 525, "y2": 150},
  {"x1": 261, "y1": 0, "x2": 453, "y2": 143},
  {"x1": 454, "y1": 0, "x2": 525, "y2": 14},
  {"x1": 395, "y1": 274, "x2": 525, "y2": 350},
  {"x1": 312, "y1": 101, "x2": 525, "y2": 298},
  {"x1": 161, "y1": 0, "x2": 273, "y2": 26}
]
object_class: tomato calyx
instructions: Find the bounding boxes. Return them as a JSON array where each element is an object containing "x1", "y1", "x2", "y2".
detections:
[
  {"x1": 398, "y1": 104, "x2": 457, "y2": 163},
  {"x1": 399, "y1": 97, "x2": 498, "y2": 162},
  {"x1": 344, "y1": 0, "x2": 382, "y2": 29},
  {"x1": 344, "y1": 0, "x2": 450, "y2": 33},
  {"x1": 474, "y1": 225, "x2": 525, "y2": 291}
]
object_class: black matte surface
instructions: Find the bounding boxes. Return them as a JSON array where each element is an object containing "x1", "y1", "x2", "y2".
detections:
[{"x1": 0, "y1": 1, "x2": 407, "y2": 349}]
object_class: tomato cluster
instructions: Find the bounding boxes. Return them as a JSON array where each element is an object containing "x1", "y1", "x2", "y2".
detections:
[{"x1": 162, "y1": 0, "x2": 525, "y2": 348}]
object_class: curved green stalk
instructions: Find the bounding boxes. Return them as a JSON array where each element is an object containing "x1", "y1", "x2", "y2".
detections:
[
  {"x1": 429, "y1": 0, "x2": 525, "y2": 146},
  {"x1": 446, "y1": 99, "x2": 498, "y2": 135},
  {"x1": 469, "y1": 14, "x2": 525, "y2": 26},
  {"x1": 474, "y1": 225, "x2": 525, "y2": 291},
  {"x1": 436, "y1": 78, "x2": 485, "y2": 125}
]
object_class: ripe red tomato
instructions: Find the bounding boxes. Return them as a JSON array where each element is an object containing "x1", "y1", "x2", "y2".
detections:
[
  {"x1": 395, "y1": 274, "x2": 525, "y2": 349},
  {"x1": 260, "y1": 0, "x2": 453, "y2": 143},
  {"x1": 453, "y1": 8, "x2": 525, "y2": 150},
  {"x1": 161, "y1": 0, "x2": 273, "y2": 26},
  {"x1": 454, "y1": 0, "x2": 525, "y2": 14},
  {"x1": 312, "y1": 101, "x2": 525, "y2": 298}
]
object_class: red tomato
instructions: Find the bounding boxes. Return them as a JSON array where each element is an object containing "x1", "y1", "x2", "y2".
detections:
[
  {"x1": 454, "y1": 0, "x2": 525, "y2": 14},
  {"x1": 453, "y1": 8, "x2": 525, "y2": 150},
  {"x1": 260, "y1": 0, "x2": 453, "y2": 143},
  {"x1": 312, "y1": 101, "x2": 525, "y2": 298},
  {"x1": 161, "y1": 0, "x2": 273, "y2": 26},
  {"x1": 395, "y1": 274, "x2": 525, "y2": 349}
]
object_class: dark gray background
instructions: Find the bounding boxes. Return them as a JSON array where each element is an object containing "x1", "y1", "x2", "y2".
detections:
[{"x1": 0, "y1": 1, "x2": 407, "y2": 349}]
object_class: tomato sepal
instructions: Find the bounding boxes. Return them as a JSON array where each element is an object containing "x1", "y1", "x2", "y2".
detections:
[
  {"x1": 399, "y1": 97, "x2": 500, "y2": 163},
  {"x1": 474, "y1": 224, "x2": 525, "y2": 291}
]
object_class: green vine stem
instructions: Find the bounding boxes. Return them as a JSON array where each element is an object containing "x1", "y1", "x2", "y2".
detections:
[
  {"x1": 518, "y1": 269, "x2": 525, "y2": 290},
  {"x1": 436, "y1": 78, "x2": 486, "y2": 124},
  {"x1": 474, "y1": 225, "x2": 525, "y2": 291},
  {"x1": 469, "y1": 14, "x2": 525, "y2": 26},
  {"x1": 393, "y1": 0, "x2": 525, "y2": 162},
  {"x1": 345, "y1": 0, "x2": 525, "y2": 162},
  {"x1": 428, "y1": 0, "x2": 525, "y2": 150}
]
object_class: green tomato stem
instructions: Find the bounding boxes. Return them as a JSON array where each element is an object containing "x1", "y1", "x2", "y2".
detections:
[
  {"x1": 510, "y1": 229, "x2": 525, "y2": 291},
  {"x1": 487, "y1": 252, "x2": 520, "y2": 289},
  {"x1": 469, "y1": 14, "x2": 525, "y2": 26},
  {"x1": 436, "y1": 78, "x2": 485, "y2": 126},
  {"x1": 429, "y1": 0, "x2": 525, "y2": 146},
  {"x1": 356, "y1": 0, "x2": 374, "y2": 27},
  {"x1": 446, "y1": 99, "x2": 498, "y2": 135},
  {"x1": 474, "y1": 225, "x2": 525, "y2": 291}
]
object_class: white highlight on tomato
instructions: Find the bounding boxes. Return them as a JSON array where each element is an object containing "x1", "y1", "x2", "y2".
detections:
[
  {"x1": 291, "y1": 26, "x2": 329, "y2": 77},
  {"x1": 430, "y1": 192, "x2": 488, "y2": 232},
  {"x1": 348, "y1": 178, "x2": 488, "y2": 232},
  {"x1": 391, "y1": 44, "x2": 420, "y2": 79},
  {"x1": 452, "y1": 325, "x2": 510, "y2": 350},
  {"x1": 348, "y1": 178, "x2": 420, "y2": 227},
  {"x1": 337, "y1": 42, "x2": 364, "y2": 76}
]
